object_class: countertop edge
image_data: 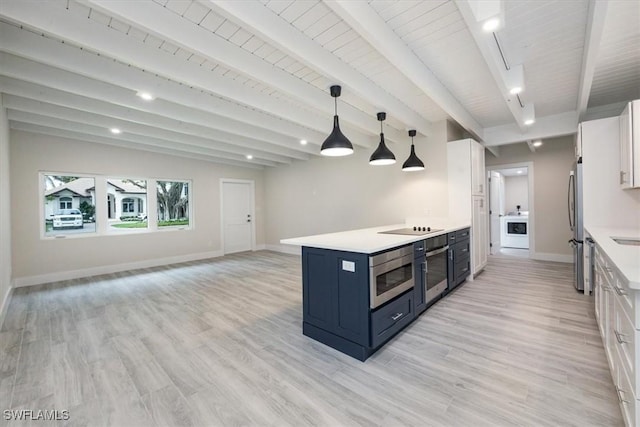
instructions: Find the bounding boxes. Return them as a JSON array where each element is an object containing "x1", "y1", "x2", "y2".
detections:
[
  {"x1": 585, "y1": 226, "x2": 640, "y2": 289},
  {"x1": 280, "y1": 223, "x2": 471, "y2": 254}
]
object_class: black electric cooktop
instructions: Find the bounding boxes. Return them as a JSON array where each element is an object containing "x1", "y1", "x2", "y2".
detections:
[{"x1": 378, "y1": 227, "x2": 444, "y2": 236}]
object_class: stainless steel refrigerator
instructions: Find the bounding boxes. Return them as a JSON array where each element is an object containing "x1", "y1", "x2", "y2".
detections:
[{"x1": 568, "y1": 160, "x2": 584, "y2": 291}]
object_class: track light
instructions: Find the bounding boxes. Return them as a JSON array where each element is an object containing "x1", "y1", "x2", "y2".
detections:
[
  {"x1": 320, "y1": 85, "x2": 354, "y2": 157},
  {"x1": 369, "y1": 112, "x2": 395, "y2": 166},
  {"x1": 402, "y1": 130, "x2": 425, "y2": 172}
]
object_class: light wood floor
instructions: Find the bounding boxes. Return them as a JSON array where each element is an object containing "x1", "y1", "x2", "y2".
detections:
[{"x1": 0, "y1": 251, "x2": 623, "y2": 426}]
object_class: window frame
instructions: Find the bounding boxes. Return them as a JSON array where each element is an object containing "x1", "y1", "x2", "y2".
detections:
[
  {"x1": 155, "y1": 179, "x2": 193, "y2": 231},
  {"x1": 40, "y1": 172, "x2": 193, "y2": 240},
  {"x1": 40, "y1": 172, "x2": 97, "y2": 240}
]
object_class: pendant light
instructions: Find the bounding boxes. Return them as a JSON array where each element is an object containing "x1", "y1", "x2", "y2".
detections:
[
  {"x1": 402, "y1": 130, "x2": 425, "y2": 172},
  {"x1": 320, "y1": 85, "x2": 354, "y2": 156},
  {"x1": 369, "y1": 112, "x2": 396, "y2": 165}
]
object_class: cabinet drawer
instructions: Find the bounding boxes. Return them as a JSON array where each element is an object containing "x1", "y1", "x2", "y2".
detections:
[
  {"x1": 448, "y1": 233, "x2": 456, "y2": 244},
  {"x1": 614, "y1": 343, "x2": 637, "y2": 427},
  {"x1": 455, "y1": 228, "x2": 470, "y2": 240},
  {"x1": 455, "y1": 256, "x2": 471, "y2": 283},
  {"x1": 413, "y1": 240, "x2": 426, "y2": 258},
  {"x1": 455, "y1": 241, "x2": 470, "y2": 258},
  {"x1": 614, "y1": 296, "x2": 638, "y2": 392},
  {"x1": 370, "y1": 291, "x2": 414, "y2": 349}
]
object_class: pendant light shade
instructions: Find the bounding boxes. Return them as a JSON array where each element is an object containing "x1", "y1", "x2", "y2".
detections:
[
  {"x1": 369, "y1": 112, "x2": 396, "y2": 165},
  {"x1": 321, "y1": 85, "x2": 354, "y2": 157},
  {"x1": 402, "y1": 130, "x2": 425, "y2": 172}
]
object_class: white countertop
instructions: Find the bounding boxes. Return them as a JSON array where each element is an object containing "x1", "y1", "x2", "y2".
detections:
[
  {"x1": 585, "y1": 226, "x2": 640, "y2": 289},
  {"x1": 280, "y1": 220, "x2": 470, "y2": 254}
]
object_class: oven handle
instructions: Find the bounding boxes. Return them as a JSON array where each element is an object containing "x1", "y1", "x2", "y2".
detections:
[{"x1": 426, "y1": 246, "x2": 449, "y2": 257}]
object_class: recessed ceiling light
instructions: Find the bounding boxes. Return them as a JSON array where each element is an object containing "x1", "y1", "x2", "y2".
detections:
[
  {"x1": 300, "y1": 139, "x2": 307, "y2": 145},
  {"x1": 482, "y1": 17, "x2": 500, "y2": 32},
  {"x1": 110, "y1": 128, "x2": 122, "y2": 134},
  {"x1": 533, "y1": 140, "x2": 543, "y2": 147},
  {"x1": 136, "y1": 91, "x2": 155, "y2": 101},
  {"x1": 517, "y1": 170, "x2": 523, "y2": 174},
  {"x1": 509, "y1": 86, "x2": 523, "y2": 95},
  {"x1": 246, "y1": 154, "x2": 253, "y2": 160},
  {"x1": 524, "y1": 119, "x2": 535, "y2": 126}
]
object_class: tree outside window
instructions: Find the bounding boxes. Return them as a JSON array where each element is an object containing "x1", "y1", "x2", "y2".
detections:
[{"x1": 157, "y1": 180, "x2": 190, "y2": 228}]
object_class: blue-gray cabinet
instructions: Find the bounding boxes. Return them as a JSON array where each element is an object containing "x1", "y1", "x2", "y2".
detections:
[
  {"x1": 302, "y1": 246, "x2": 414, "y2": 361},
  {"x1": 413, "y1": 240, "x2": 427, "y2": 315},
  {"x1": 448, "y1": 228, "x2": 471, "y2": 291}
]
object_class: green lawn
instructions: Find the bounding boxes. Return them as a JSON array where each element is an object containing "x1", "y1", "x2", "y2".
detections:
[{"x1": 111, "y1": 219, "x2": 189, "y2": 229}]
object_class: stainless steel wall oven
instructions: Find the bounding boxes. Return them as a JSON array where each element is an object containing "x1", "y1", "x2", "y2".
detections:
[{"x1": 425, "y1": 234, "x2": 449, "y2": 303}]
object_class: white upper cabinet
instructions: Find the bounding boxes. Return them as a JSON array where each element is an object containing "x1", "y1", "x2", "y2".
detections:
[
  {"x1": 471, "y1": 141, "x2": 486, "y2": 196},
  {"x1": 620, "y1": 100, "x2": 640, "y2": 189}
]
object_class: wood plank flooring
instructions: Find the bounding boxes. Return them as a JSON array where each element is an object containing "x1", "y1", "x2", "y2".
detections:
[{"x1": 0, "y1": 251, "x2": 623, "y2": 426}]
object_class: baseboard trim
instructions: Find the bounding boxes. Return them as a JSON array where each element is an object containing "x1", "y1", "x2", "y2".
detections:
[
  {"x1": 0, "y1": 285, "x2": 13, "y2": 331},
  {"x1": 530, "y1": 252, "x2": 573, "y2": 263},
  {"x1": 13, "y1": 250, "x2": 224, "y2": 288},
  {"x1": 266, "y1": 243, "x2": 301, "y2": 256},
  {"x1": 254, "y1": 244, "x2": 266, "y2": 251}
]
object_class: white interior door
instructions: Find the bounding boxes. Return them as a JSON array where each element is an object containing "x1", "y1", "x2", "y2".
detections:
[
  {"x1": 221, "y1": 180, "x2": 254, "y2": 254},
  {"x1": 489, "y1": 171, "x2": 503, "y2": 254}
]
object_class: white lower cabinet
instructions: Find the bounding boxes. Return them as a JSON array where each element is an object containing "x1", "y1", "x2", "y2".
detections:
[{"x1": 595, "y1": 243, "x2": 640, "y2": 426}]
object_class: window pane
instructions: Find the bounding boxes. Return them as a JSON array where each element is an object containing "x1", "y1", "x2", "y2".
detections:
[
  {"x1": 44, "y1": 175, "x2": 96, "y2": 236},
  {"x1": 157, "y1": 180, "x2": 190, "y2": 228},
  {"x1": 108, "y1": 179, "x2": 148, "y2": 231}
]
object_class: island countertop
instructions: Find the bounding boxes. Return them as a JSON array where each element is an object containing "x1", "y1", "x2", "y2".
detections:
[
  {"x1": 280, "y1": 220, "x2": 471, "y2": 254},
  {"x1": 585, "y1": 226, "x2": 640, "y2": 289}
]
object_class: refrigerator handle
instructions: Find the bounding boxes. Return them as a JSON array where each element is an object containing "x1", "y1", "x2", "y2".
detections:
[{"x1": 568, "y1": 173, "x2": 574, "y2": 231}]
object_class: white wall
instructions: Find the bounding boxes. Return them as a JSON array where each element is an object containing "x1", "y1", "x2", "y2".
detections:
[
  {"x1": 264, "y1": 121, "x2": 450, "y2": 248},
  {"x1": 0, "y1": 104, "x2": 11, "y2": 320},
  {"x1": 486, "y1": 136, "x2": 575, "y2": 258},
  {"x1": 504, "y1": 175, "x2": 529, "y2": 213},
  {"x1": 10, "y1": 130, "x2": 265, "y2": 285}
]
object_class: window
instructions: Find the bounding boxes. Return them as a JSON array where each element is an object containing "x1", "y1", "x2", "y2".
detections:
[
  {"x1": 43, "y1": 174, "x2": 96, "y2": 237},
  {"x1": 157, "y1": 180, "x2": 190, "y2": 228},
  {"x1": 108, "y1": 179, "x2": 147, "y2": 232},
  {"x1": 122, "y1": 198, "x2": 135, "y2": 213},
  {"x1": 59, "y1": 197, "x2": 72, "y2": 210}
]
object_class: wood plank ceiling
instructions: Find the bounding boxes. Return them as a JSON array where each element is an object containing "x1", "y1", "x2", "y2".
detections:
[{"x1": 0, "y1": 0, "x2": 637, "y2": 168}]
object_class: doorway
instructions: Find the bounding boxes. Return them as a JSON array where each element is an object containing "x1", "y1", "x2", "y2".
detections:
[
  {"x1": 220, "y1": 179, "x2": 255, "y2": 255},
  {"x1": 486, "y1": 163, "x2": 534, "y2": 258}
]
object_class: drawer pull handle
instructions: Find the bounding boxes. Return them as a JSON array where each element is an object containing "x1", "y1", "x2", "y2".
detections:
[
  {"x1": 616, "y1": 386, "x2": 630, "y2": 404},
  {"x1": 614, "y1": 329, "x2": 628, "y2": 344},
  {"x1": 613, "y1": 285, "x2": 628, "y2": 296},
  {"x1": 391, "y1": 312, "x2": 403, "y2": 321}
]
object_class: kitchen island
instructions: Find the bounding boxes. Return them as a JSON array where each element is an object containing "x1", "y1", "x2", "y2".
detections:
[{"x1": 281, "y1": 221, "x2": 470, "y2": 361}]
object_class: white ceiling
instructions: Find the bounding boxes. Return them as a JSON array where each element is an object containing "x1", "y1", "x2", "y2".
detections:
[{"x1": 0, "y1": 0, "x2": 637, "y2": 168}]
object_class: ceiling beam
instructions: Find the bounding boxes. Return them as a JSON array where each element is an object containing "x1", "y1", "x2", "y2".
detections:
[
  {"x1": 209, "y1": 0, "x2": 432, "y2": 137},
  {"x1": 0, "y1": 2, "x2": 375, "y2": 146},
  {"x1": 483, "y1": 111, "x2": 578, "y2": 146},
  {"x1": 526, "y1": 140, "x2": 536, "y2": 153},
  {"x1": 3, "y1": 95, "x2": 289, "y2": 164},
  {"x1": 0, "y1": 78, "x2": 308, "y2": 161},
  {"x1": 7, "y1": 110, "x2": 278, "y2": 167},
  {"x1": 82, "y1": 0, "x2": 386, "y2": 144},
  {"x1": 10, "y1": 121, "x2": 263, "y2": 170},
  {"x1": 455, "y1": 0, "x2": 525, "y2": 131},
  {"x1": 325, "y1": 0, "x2": 484, "y2": 140},
  {"x1": 576, "y1": 0, "x2": 609, "y2": 120},
  {"x1": 0, "y1": 29, "x2": 322, "y2": 154}
]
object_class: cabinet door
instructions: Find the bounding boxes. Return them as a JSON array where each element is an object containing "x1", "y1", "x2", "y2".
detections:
[
  {"x1": 472, "y1": 196, "x2": 488, "y2": 274},
  {"x1": 471, "y1": 142, "x2": 486, "y2": 196},
  {"x1": 620, "y1": 102, "x2": 633, "y2": 189}
]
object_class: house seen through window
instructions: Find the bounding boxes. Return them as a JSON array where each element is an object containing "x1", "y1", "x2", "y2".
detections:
[
  {"x1": 43, "y1": 175, "x2": 96, "y2": 236},
  {"x1": 108, "y1": 179, "x2": 148, "y2": 231}
]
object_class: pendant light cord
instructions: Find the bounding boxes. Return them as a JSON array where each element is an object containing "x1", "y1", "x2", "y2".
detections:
[{"x1": 334, "y1": 97, "x2": 337, "y2": 116}]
